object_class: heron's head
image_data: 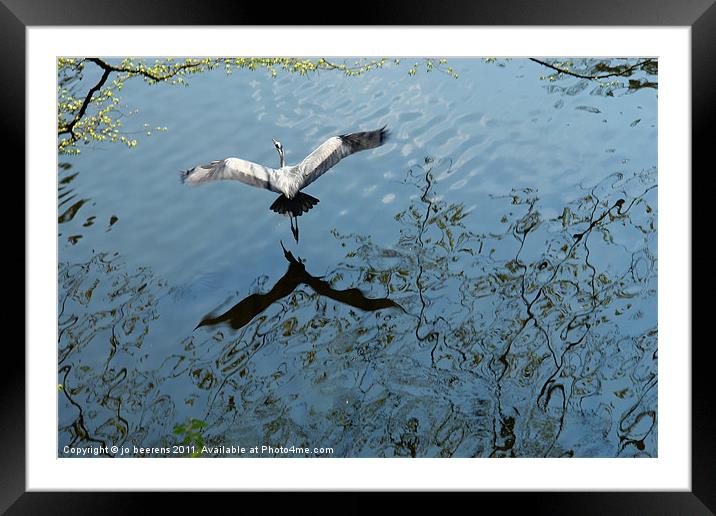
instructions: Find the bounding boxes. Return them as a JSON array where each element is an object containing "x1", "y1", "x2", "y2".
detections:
[{"x1": 272, "y1": 139, "x2": 285, "y2": 168}]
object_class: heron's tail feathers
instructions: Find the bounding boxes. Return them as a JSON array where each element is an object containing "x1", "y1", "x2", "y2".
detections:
[{"x1": 270, "y1": 193, "x2": 320, "y2": 217}]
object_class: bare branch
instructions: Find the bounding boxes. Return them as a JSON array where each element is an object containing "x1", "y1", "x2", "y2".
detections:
[{"x1": 529, "y1": 58, "x2": 655, "y2": 80}]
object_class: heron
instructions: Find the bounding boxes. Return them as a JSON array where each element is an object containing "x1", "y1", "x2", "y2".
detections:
[{"x1": 181, "y1": 126, "x2": 389, "y2": 242}]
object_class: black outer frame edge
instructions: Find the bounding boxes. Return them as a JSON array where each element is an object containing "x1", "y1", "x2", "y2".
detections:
[
  {"x1": 7, "y1": 0, "x2": 710, "y2": 513},
  {"x1": 691, "y1": 0, "x2": 715, "y2": 513},
  {"x1": 0, "y1": 0, "x2": 714, "y2": 25},
  {"x1": 1, "y1": 1, "x2": 27, "y2": 515}
]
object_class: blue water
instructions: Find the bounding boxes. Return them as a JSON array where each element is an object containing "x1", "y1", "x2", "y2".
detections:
[{"x1": 58, "y1": 58, "x2": 657, "y2": 457}]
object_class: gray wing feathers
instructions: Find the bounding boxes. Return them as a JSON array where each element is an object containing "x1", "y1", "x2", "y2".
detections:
[
  {"x1": 297, "y1": 126, "x2": 388, "y2": 189},
  {"x1": 181, "y1": 158, "x2": 278, "y2": 192}
]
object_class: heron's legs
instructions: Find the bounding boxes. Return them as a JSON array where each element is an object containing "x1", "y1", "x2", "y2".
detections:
[{"x1": 290, "y1": 214, "x2": 299, "y2": 243}]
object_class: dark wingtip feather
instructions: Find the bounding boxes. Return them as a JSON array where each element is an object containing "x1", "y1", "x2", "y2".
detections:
[
  {"x1": 339, "y1": 126, "x2": 390, "y2": 150},
  {"x1": 379, "y1": 125, "x2": 390, "y2": 144},
  {"x1": 179, "y1": 169, "x2": 191, "y2": 184}
]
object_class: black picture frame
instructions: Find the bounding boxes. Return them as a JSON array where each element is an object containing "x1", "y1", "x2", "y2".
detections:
[{"x1": 8, "y1": 0, "x2": 708, "y2": 513}]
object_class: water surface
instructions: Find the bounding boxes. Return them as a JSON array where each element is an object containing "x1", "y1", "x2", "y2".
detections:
[{"x1": 58, "y1": 58, "x2": 657, "y2": 457}]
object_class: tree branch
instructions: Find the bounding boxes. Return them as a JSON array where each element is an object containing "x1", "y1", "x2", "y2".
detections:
[
  {"x1": 58, "y1": 58, "x2": 204, "y2": 142},
  {"x1": 58, "y1": 65, "x2": 111, "y2": 138},
  {"x1": 529, "y1": 58, "x2": 654, "y2": 80},
  {"x1": 86, "y1": 57, "x2": 203, "y2": 82}
]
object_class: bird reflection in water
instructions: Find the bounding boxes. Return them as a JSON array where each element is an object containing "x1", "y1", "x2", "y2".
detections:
[{"x1": 196, "y1": 242, "x2": 404, "y2": 331}]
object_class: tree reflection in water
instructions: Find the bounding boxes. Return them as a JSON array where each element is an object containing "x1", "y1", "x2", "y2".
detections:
[
  {"x1": 58, "y1": 159, "x2": 657, "y2": 458},
  {"x1": 58, "y1": 252, "x2": 168, "y2": 454}
]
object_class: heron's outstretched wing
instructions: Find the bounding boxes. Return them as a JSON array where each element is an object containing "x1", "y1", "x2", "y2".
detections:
[
  {"x1": 296, "y1": 126, "x2": 389, "y2": 190},
  {"x1": 180, "y1": 157, "x2": 279, "y2": 192}
]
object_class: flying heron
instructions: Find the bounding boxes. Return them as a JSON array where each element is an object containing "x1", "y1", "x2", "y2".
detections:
[{"x1": 181, "y1": 126, "x2": 389, "y2": 241}]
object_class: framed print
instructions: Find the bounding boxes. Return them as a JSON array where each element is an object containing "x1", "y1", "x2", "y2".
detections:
[{"x1": 9, "y1": 0, "x2": 708, "y2": 512}]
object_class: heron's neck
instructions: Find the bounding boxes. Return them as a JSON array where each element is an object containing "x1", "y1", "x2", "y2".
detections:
[{"x1": 279, "y1": 152, "x2": 285, "y2": 168}]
